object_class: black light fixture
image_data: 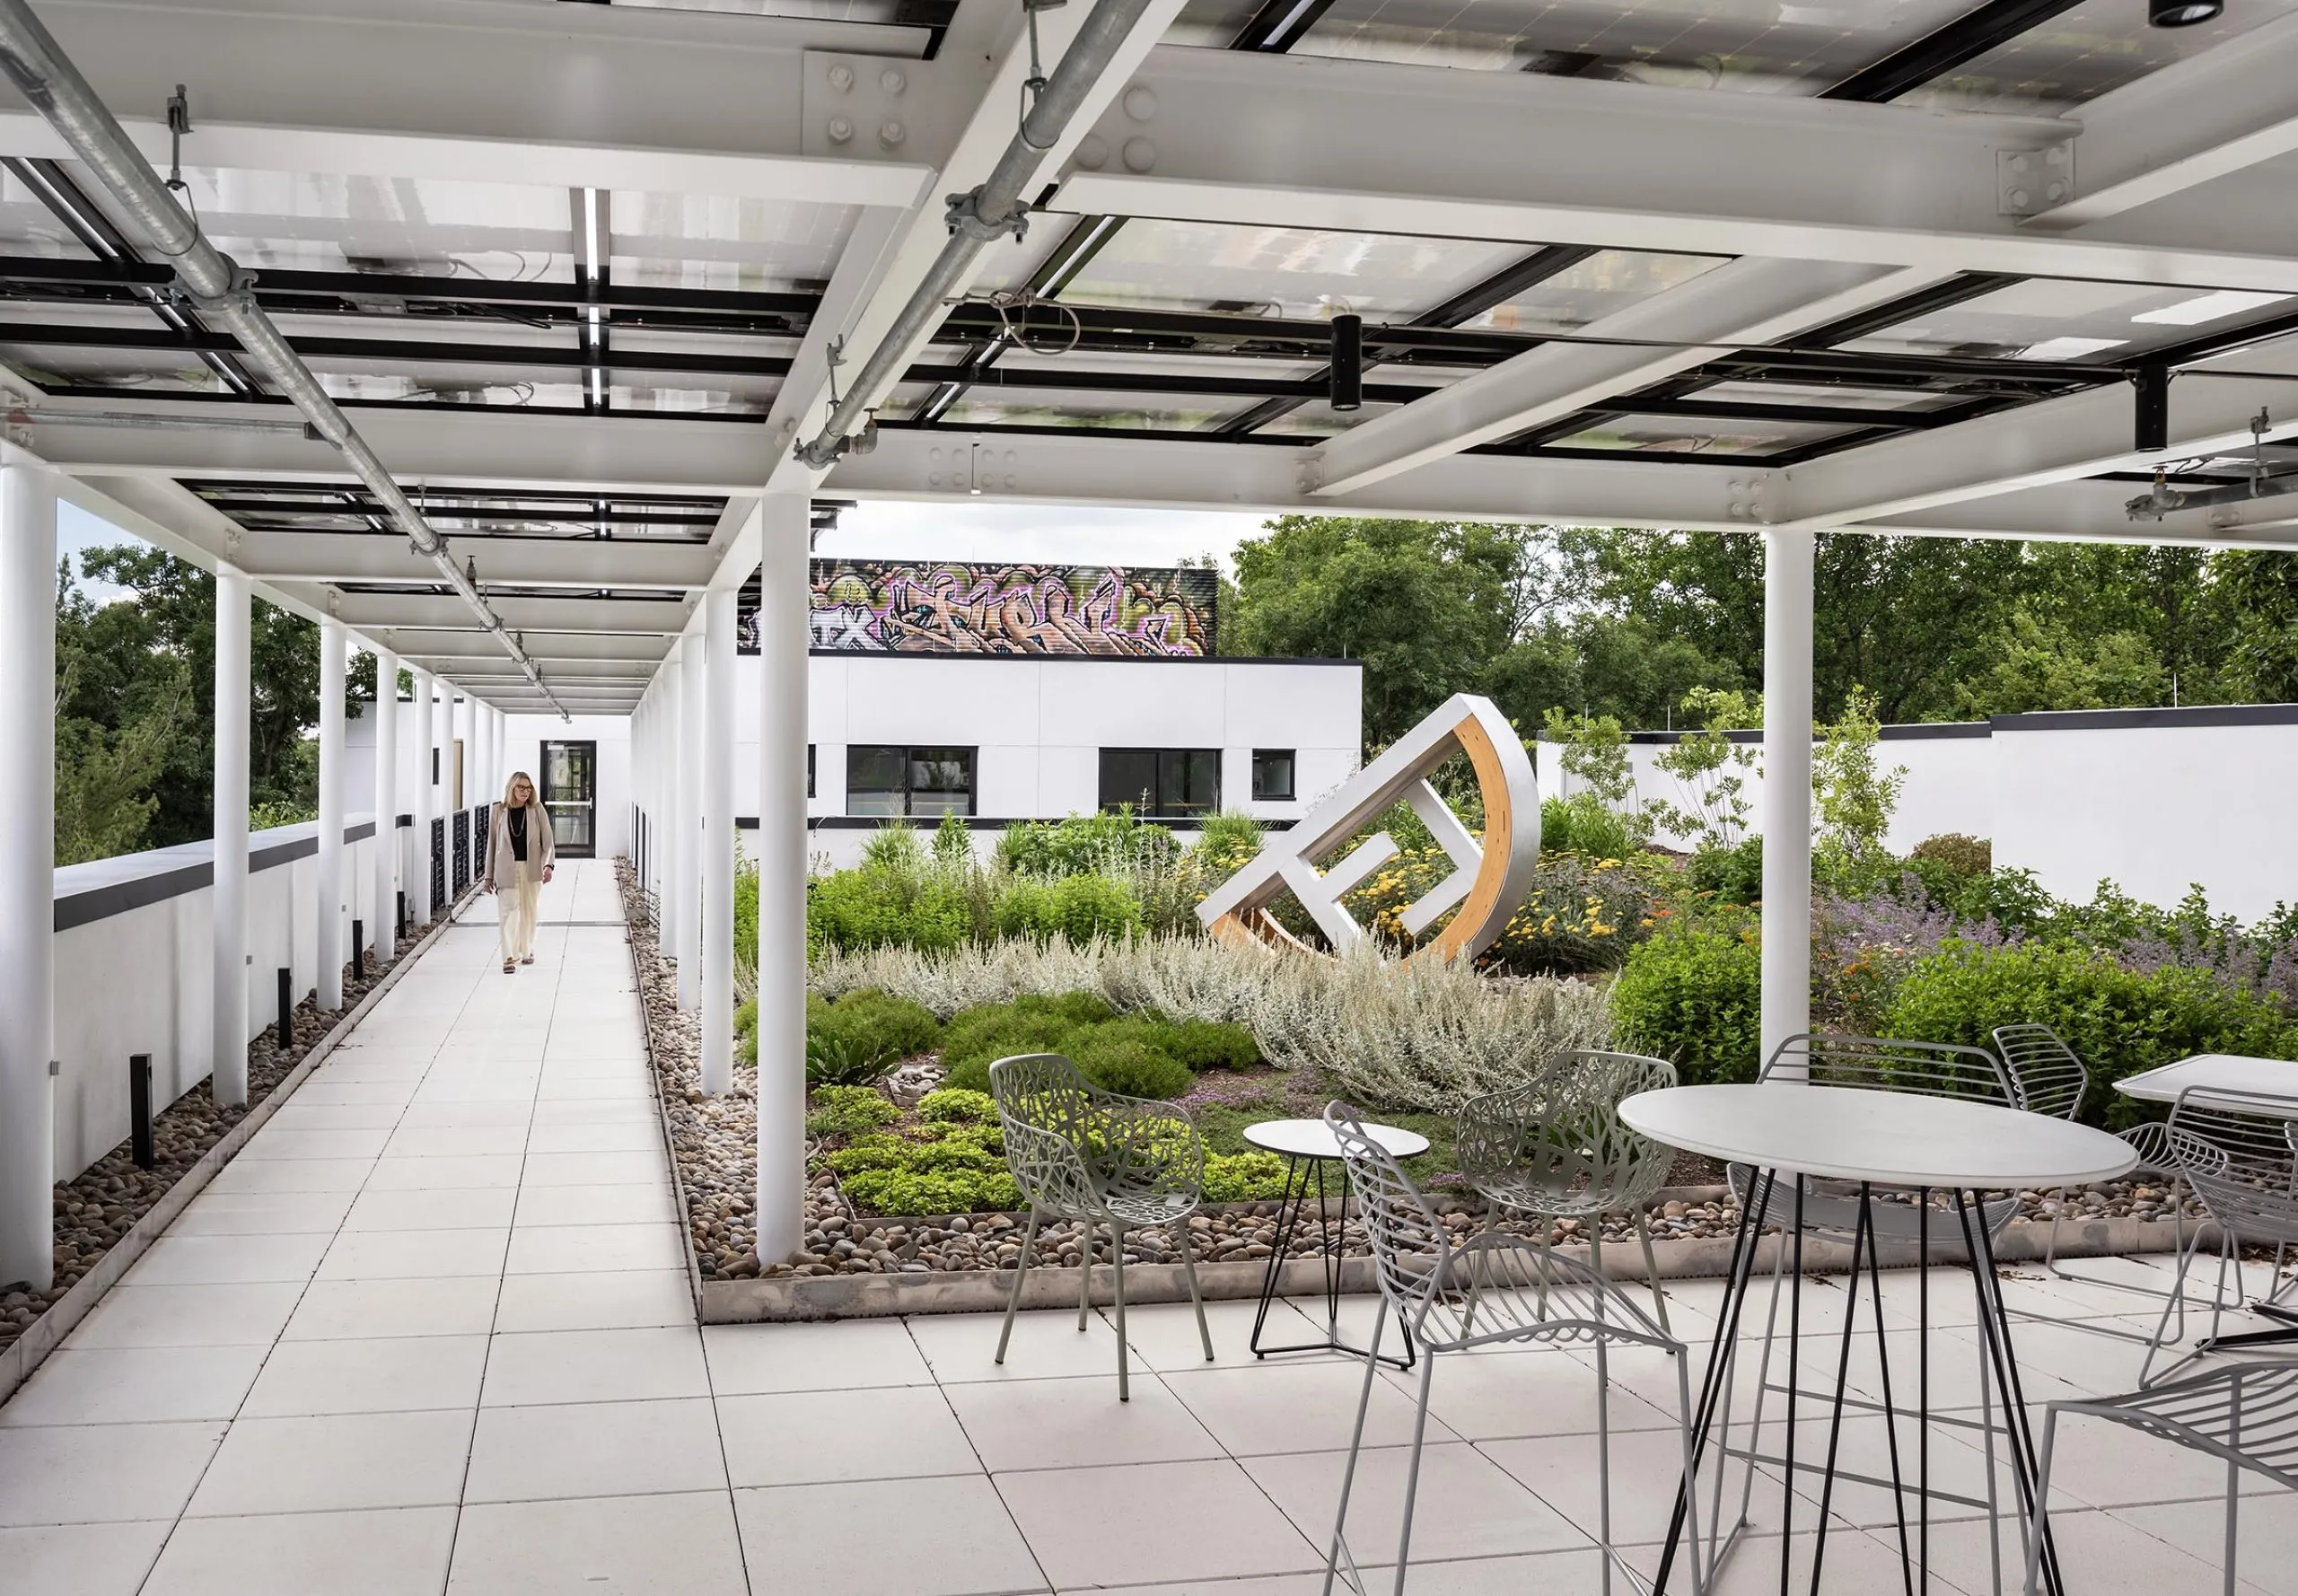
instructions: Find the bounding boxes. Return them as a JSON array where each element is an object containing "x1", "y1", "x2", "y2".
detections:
[
  {"x1": 1329, "y1": 312, "x2": 1363, "y2": 413},
  {"x1": 2150, "y1": 0, "x2": 2222, "y2": 26}
]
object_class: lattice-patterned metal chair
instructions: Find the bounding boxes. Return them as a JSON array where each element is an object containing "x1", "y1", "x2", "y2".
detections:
[
  {"x1": 2141, "y1": 1088, "x2": 2298, "y2": 1388},
  {"x1": 1995, "y1": 1022, "x2": 2211, "y2": 1341},
  {"x1": 988, "y1": 1052, "x2": 1214, "y2": 1400},
  {"x1": 1456, "y1": 1049, "x2": 1680, "y2": 1333},
  {"x1": 1320, "y1": 1101, "x2": 1706, "y2": 1596},
  {"x1": 2024, "y1": 1364, "x2": 2298, "y2": 1596}
]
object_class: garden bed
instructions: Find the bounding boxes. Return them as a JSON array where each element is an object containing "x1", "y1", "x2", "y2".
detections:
[{"x1": 616, "y1": 862, "x2": 2204, "y2": 1324}]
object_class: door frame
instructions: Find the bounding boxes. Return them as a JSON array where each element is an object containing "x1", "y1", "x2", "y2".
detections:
[{"x1": 539, "y1": 739, "x2": 599, "y2": 859}]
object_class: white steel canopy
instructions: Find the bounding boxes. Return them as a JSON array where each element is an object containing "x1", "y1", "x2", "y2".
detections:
[{"x1": 2, "y1": 0, "x2": 2298, "y2": 715}]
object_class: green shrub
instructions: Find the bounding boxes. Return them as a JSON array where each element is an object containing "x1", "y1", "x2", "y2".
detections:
[
  {"x1": 1541, "y1": 792, "x2": 1634, "y2": 862},
  {"x1": 1049, "y1": 873, "x2": 1144, "y2": 943},
  {"x1": 1202, "y1": 1150, "x2": 1290, "y2": 1202},
  {"x1": 860, "y1": 822, "x2": 925, "y2": 872},
  {"x1": 735, "y1": 997, "x2": 758, "y2": 1066},
  {"x1": 918, "y1": 1088, "x2": 997, "y2": 1124},
  {"x1": 1688, "y1": 836, "x2": 1764, "y2": 907},
  {"x1": 1910, "y1": 834, "x2": 1991, "y2": 878},
  {"x1": 931, "y1": 811, "x2": 972, "y2": 865},
  {"x1": 1611, "y1": 925, "x2": 1764, "y2": 1085},
  {"x1": 1885, "y1": 939, "x2": 2298, "y2": 1126},
  {"x1": 839, "y1": 1167, "x2": 1022, "y2": 1215},
  {"x1": 808, "y1": 866, "x2": 972, "y2": 953},
  {"x1": 805, "y1": 1085, "x2": 899, "y2": 1139},
  {"x1": 1162, "y1": 1017, "x2": 1259, "y2": 1071},
  {"x1": 1191, "y1": 810, "x2": 1264, "y2": 858},
  {"x1": 994, "y1": 809, "x2": 1173, "y2": 877},
  {"x1": 805, "y1": 988, "x2": 943, "y2": 1085},
  {"x1": 1072, "y1": 1034, "x2": 1196, "y2": 1099}
]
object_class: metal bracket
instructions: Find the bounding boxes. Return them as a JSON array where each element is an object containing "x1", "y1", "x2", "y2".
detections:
[
  {"x1": 945, "y1": 188, "x2": 1030, "y2": 244},
  {"x1": 1998, "y1": 142, "x2": 2074, "y2": 217}
]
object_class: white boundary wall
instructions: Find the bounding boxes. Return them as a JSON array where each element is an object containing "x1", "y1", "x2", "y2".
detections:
[
  {"x1": 52, "y1": 820, "x2": 382, "y2": 1183},
  {"x1": 1539, "y1": 706, "x2": 2298, "y2": 923}
]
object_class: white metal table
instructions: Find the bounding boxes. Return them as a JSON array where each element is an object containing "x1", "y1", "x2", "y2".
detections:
[
  {"x1": 1620, "y1": 1083, "x2": 2136, "y2": 1596},
  {"x1": 1242, "y1": 1117, "x2": 1430, "y2": 1369},
  {"x1": 2118, "y1": 1055, "x2": 2298, "y2": 1356}
]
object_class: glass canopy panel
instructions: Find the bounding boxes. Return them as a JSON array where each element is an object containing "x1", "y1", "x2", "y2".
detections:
[
  {"x1": 67, "y1": 165, "x2": 575, "y2": 281},
  {"x1": 0, "y1": 167, "x2": 95, "y2": 259},
  {"x1": 987, "y1": 346, "x2": 1333, "y2": 389},
  {"x1": 1687, "y1": 379, "x2": 1974, "y2": 410},
  {"x1": 1896, "y1": 0, "x2": 2298, "y2": 113},
  {"x1": 1841, "y1": 278, "x2": 2298, "y2": 363},
  {"x1": 1055, "y1": 218, "x2": 1525, "y2": 320},
  {"x1": 1251, "y1": 399, "x2": 1401, "y2": 435},
  {"x1": 295, "y1": 355, "x2": 776, "y2": 415},
  {"x1": 935, "y1": 387, "x2": 1250, "y2": 431},
  {"x1": 3, "y1": 344, "x2": 231, "y2": 394},
  {"x1": 1547, "y1": 412, "x2": 1859, "y2": 454},
  {"x1": 1206, "y1": 0, "x2": 1977, "y2": 92},
  {"x1": 612, "y1": 0, "x2": 911, "y2": 19},
  {"x1": 1457, "y1": 249, "x2": 1728, "y2": 332},
  {"x1": 608, "y1": 192, "x2": 855, "y2": 292}
]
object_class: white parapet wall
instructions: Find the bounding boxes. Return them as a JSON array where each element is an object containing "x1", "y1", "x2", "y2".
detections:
[
  {"x1": 51, "y1": 818, "x2": 384, "y2": 1184},
  {"x1": 1539, "y1": 705, "x2": 2298, "y2": 923}
]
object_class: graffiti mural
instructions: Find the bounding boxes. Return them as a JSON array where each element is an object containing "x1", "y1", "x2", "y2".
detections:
[{"x1": 741, "y1": 561, "x2": 1218, "y2": 656}]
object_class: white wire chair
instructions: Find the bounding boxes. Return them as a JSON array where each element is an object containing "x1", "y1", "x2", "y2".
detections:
[
  {"x1": 2141, "y1": 1087, "x2": 2298, "y2": 1389},
  {"x1": 1455, "y1": 1049, "x2": 1680, "y2": 1332},
  {"x1": 1993, "y1": 1023, "x2": 2211, "y2": 1344},
  {"x1": 2024, "y1": 1364, "x2": 2298, "y2": 1596},
  {"x1": 989, "y1": 1052, "x2": 1215, "y2": 1400},
  {"x1": 1320, "y1": 1101, "x2": 1706, "y2": 1596}
]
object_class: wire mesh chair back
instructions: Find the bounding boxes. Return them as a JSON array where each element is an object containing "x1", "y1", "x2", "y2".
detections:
[
  {"x1": 1762, "y1": 1032, "x2": 2016, "y2": 1107},
  {"x1": 2165, "y1": 1089, "x2": 2298, "y2": 1247},
  {"x1": 1323, "y1": 1101, "x2": 1672, "y2": 1353},
  {"x1": 1991, "y1": 1023, "x2": 2091, "y2": 1120},
  {"x1": 988, "y1": 1052, "x2": 1108, "y2": 1220},
  {"x1": 1455, "y1": 1050, "x2": 1678, "y2": 1215}
]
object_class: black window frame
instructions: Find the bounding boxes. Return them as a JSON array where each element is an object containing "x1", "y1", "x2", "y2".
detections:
[
  {"x1": 1098, "y1": 747, "x2": 1222, "y2": 820},
  {"x1": 807, "y1": 744, "x2": 815, "y2": 799},
  {"x1": 846, "y1": 744, "x2": 977, "y2": 818},
  {"x1": 1250, "y1": 748, "x2": 1297, "y2": 802}
]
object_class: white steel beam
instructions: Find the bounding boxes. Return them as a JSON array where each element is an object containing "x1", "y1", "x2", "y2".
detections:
[
  {"x1": 1851, "y1": 478, "x2": 2298, "y2": 549},
  {"x1": 1060, "y1": 49, "x2": 2298, "y2": 294},
  {"x1": 1778, "y1": 361, "x2": 2298, "y2": 528},
  {"x1": 1307, "y1": 260, "x2": 1944, "y2": 496},
  {"x1": 829, "y1": 424, "x2": 1756, "y2": 529},
  {"x1": 230, "y1": 531, "x2": 718, "y2": 592},
  {"x1": 388, "y1": 632, "x2": 669, "y2": 664},
  {"x1": 0, "y1": 0, "x2": 933, "y2": 208},
  {"x1": 2027, "y1": 10, "x2": 2298, "y2": 232},
  {"x1": 344, "y1": 594, "x2": 692, "y2": 634}
]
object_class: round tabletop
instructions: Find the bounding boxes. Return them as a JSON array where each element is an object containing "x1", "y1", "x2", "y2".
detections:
[
  {"x1": 1245, "y1": 1118, "x2": 1432, "y2": 1161},
  {"x1": 1618, "y1": 1083, "x2": 2138, "y2": 1188}
]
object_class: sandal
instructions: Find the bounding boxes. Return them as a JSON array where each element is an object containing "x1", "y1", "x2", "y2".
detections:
[
  {"x1": 503, "y1": 960, "x2": 515, "y2": 974},
  {"x1": 521, "y1": 955, "x2": 535, "y2": 965}
]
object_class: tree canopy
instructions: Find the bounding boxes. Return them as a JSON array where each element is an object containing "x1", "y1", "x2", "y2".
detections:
[{"x1": 1222, "y1": 517, "x2": 2298, "y2": 749}]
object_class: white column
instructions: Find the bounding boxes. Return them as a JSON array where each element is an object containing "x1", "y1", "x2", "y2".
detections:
[
  {"x1": 316, "y1": 616, "x2": 346, "y2": 1010},
  {"x1": 412, "y1": 667, "x2": 435, "y2": 925},
  {"x1": 0, "y1": 465, "x2": 57, "y2": 1291},
  {"x1": 212, "y1": 563, "x2": 251, "y2": 1107},
  {"x1": 658, "y1": 650, "x2": 681, "y2": 960},
  {"x1": 678, "y1": 634, "x2": 705, "y2": 1011},
  {"x1": 701, "y1": 586, "x2": 737, "y2": 1094},
  {"x1": 373, "y1": 645, "x2": 399, "y2": 962},
  {"x1": 1759, "y1": 526, "x2": 1816, "y2": 1070},
  {"x1": 757, "y1": 495, "x2": 810, "y2": 1262}
]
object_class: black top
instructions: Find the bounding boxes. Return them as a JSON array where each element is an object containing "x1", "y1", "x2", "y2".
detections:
[{"x1": 508, "y1": 807, "x2": 528, "y2": 864}]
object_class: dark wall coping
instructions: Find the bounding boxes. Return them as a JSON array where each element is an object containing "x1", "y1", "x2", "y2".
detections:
[
  {"x1": 1583, "y1": 702, "x2": 2298, "y2": 747},
  {"x1": 805, "y1": 650, "x2": 1361, "y2": 668},
  {"x1": 58, "y1": 816, "x2": 380, "y2": 934}
]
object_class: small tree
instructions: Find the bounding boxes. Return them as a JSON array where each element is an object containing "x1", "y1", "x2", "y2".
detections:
[
  {"x1": 1811, "y1": 685, "x2": 1906, "y2": 887},
  {"x1": 1646, "y1": 686, "x2": 1760, "y2": 850},
  {"x1": 1539, "y1": 708, "x2": 1647, "y2": 845}
]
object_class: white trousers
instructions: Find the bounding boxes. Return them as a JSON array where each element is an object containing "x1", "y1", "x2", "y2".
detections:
[{"x1": 498, "y1": 858, "x2": 541, "y2": 964}]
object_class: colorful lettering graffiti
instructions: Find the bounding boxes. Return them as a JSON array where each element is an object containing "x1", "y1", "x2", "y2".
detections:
[{"x1": 741, "y1": 561, "x2": 1218, "y2": 656}]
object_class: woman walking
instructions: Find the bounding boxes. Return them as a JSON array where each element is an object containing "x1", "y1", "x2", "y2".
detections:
[{"x1": 484, "y1": 771, "x2": 555, "y2": 973}]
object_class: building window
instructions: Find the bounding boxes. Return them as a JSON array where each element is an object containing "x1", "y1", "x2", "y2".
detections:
[
  {"x1": 1251, "y1": 749, "x2": 1296, "y2": 802},
  {"x1": 807, "y1": 744, "x2": 815, "y2": 799},
  {"x1": 1099, "y1": 749, "x2": 1220, "y2": 819},
  {"x1": 846, "y1": 745, "x2": 975, "y2": 818}
]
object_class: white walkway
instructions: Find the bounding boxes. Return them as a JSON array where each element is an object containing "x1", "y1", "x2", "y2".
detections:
[{"x1": 1, "y1": 862, "x2": 2291, "y2": 1593}]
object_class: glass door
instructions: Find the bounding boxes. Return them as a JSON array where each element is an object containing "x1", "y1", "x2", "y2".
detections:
[{"x1": 540, "y1": 740, "x2": 597, "y2": 858}]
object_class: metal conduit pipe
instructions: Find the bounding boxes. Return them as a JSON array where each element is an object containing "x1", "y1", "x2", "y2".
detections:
[
  {"x1": 0, "y1": 0, "x2": 567, "y2": 719},
  {"x1": 794, "y1": 0, "x2": 1153, "y2": 468}
]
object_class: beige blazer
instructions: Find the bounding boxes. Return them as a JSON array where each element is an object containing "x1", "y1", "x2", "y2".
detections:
[{"x1": 484, "y1": 802, "x2": 555, "y2": 889}]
